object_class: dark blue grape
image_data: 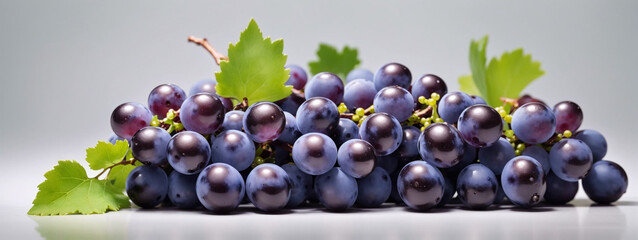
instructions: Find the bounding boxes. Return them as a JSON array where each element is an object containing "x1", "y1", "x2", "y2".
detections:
[
  {"x1": 478, "y1": 138, "x2": 515, "y2": 175},
  {"x1": 397, "y1": 126, "x2": 420, "y2": 161},
  {"x1": 521, "y1": 145, "x2": 550, "y2": 175},
  {"x1": 544, "y1": 171, "x2": 578, "y2": 205},
  {"x1": 373, "y1": 86, "x2": 415, "y2": 122},
  {"x1": 221, "y1": 110, "x2": 244, "y2": 131},
  {"x1": 168, "y1": 171, "x2": 200, "y2": 209},
  {"x1": 131, "y1": 126, "x2": 171, "y2": 166},
  {"x1": 553, "y1": 101, "x2": 583, "y2": 133},
  {"x1": 549, "y1": 138, "x2": 593, "y2": 182},
  {"x1": 148, "y1": 84, "x2": 186, "y2": 118},
  {"x1": 359, "y1": 113, "x2": 403, "y2": 156},
  {"x1": 210, "y1": 130, "x2": 255, "y2": 171},
  {"x1": 296, "y1": 97, "x2": 339, "y2": 135},
  {"x1": 167, "y1": 131, "x2": 211, "y2": 175},
  {"x1": 285, "y1": 64, "x2": 308, "y2": 90},
  {"x1": 196, "y1": 163, "x2": 245, "y2": 212},
  {"x1": 335, "y1": 118, "x2": 360, "y2": 147},
  {"x1": 437, "y1": 91, "x2": 473, "y2": 124},
  {"x1": 582, "y1": 160, "x2": 628, "y2": 204},
  {"x1": 277, "y1": 111, "x2": 302, "y2": 145},
  {"x1": 418, "y1": 123, "x2": 465, "y2": 168},
  {"x1": 275, "y1": 92, "x2": 305, "y2": 115},
  {"x1": 411, "y1": 74, "x2": 447, "y2": 104},
  {"x1": 337, "y1": 139, "x2": 377, "y2": 178},
  {"x1": 373, "y1": 63, "x2": 411, "y2": 91},
  {"x1": 180, "y1": 93, "x2": 225, "y2": 135},
  {"x1": 243, "y1": 101, "x2": 286, "y2": 143},
  {"x1": 346, "y1": 68, "x2": 374, "y2": 82},
  {"x1": 470, "y1": 95, "x2": 486, "y2": 105},
  {"x1": 356, "y1": 167, "x2": 391, "y2": 207},
  {"x1": 456, "y1": 164, "x2": 498, "y2": 209},
  {"x1": 573, "y1": 129, "x2": 607, "y2": 162},
  {"x1": 246, "y1": 163, "x2": 292, "y2": 212},
  {"x1": 314, "y1": 167, "x2": 358, "y2": 210},
  {"x1": 305, "y1": 72, "x2": 344, "y2": 104},
  {"x1": 111, "y1": 102, "x2": 152, "y2": 139},
  {"x1": 376, "y1": 153, "x2": 400, "y2": 174},
  {"x1": 281, "y1": 164, "x2": 313, "y2": 208},
  {"x1": 501, "y1": 156, "x2": 546, "y2": 208},
  {"x1": 188, "y1": 79, "x2": 234, "y2": 111},
  {"x1": 457, "y1": 104, "x2": 503, "y2": 148},
  {"x1": 126, "y1": 165, "x2": 168, "y2": 209},
  {"x1": 397, "y1": 161, "x2": 445, "y2": 211},
  {"x1": 343, "y1": 79, "x2": 376, "y2": 111},
  {"x1": 292, "y1": 133, "x2": 338, "y2": 175},
  {"x1": 511, "y1": 102, "x2": 556, "y2": 144}
]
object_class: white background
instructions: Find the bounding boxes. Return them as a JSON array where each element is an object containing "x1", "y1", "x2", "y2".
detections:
[{"x1": 1, "y1": 0, "x2": 636, "y2": 239}]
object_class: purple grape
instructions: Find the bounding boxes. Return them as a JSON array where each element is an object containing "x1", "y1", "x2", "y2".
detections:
[
  {"x1": 167, "y1": 131, "x2": 211, "y2": 175},
  {"x1": 305, "y1": 72, "x2": 344, "y2": 104},
  {"x1": 437, "y1": 91, "x2": 473, "y2": 124},
  {"x1": 126, "y1": 165, "x2": 168, "y2": 209},
  {"x1": 334, "y1": 118, "x2": 360, "y2": 147},
  {"x1": 111, "y1": 102, "x2": 152, "y2": 139},
  {"x1": 553, "y1": 101, "x2": 583, "y2": 133},
  {"x1": 189, "y1": 79, "x2": 234, "y2": 111},
  {"x1": 314, "y1": 167, "x2": 358, "y2": 211},
  {"x1": 356, "y1": 167, "x2": 391, "y2": 207},
  {"x1": 196, "y1": 163, "x2": 245, "y2": 212},
  {"x1": 277, "y1": 111, "x2": 302, "y2": 145},
  {"x1": 343, "y1": 79, "x2": 376, "y2": 111},
  {"x1": 285, "y1": 64, "x2": 308, "y2": 90},
  {"x1": 281, "y1": 163, "x2": 313, "y2": 208},
  {"x1": 246, "y1": 163, "x2": 292, "y2": 212},
  {"x1": 243, "y1": 101, "x2": 286, "y2": 143},
  {"x1": 457, "y1": 104, "x2": 503, "y2": 148},
  {"x1": 295, "y1": 97, "x2": 339, "y2": 135},
  {"x1": 573, "y1": 129, "x2": 607, "y2": 162},
  {"x1": 210, "y1": 130, "x2": 255, "y2": 171},
  {"x1": 292, "y1": 133, "x2": 338, "y2": 175},
  {"x1": 397, "y1": 161, "x2": 445, "y2": 211},
  {"x1": 221, "y1": 110, "x2": 244, "y2": 131},
  {"x1": 373, "y1": 86, "x2": 415, "y2": 122},
  {"x1": 418, "y1": 123, "x2": 465, "y2": 168},
  {"x1": 582, "y1": 160, "x2": 628, "y2": 204},
  {"x1": 521, "y1": 145, "x2": 550, "y2": 175},
  {"x1": 470, "y1": 95, "x2": 486, "y2": 105},
  {"x1": 396, "y1": 126, "x2": 420, "y2": 161},
  {"x1": 346, "y1": 68, "x2": 374, "y2": 82},
  {"x1": 359, "y1": 113, "x2": 403, "y2": 156},
  {"x1": 148, "y1": 84, "x2": 186, "y2": 118},
  {"x1": 511, "y1": 102, "x2": 556, "y2": 144},
  {"x1": 373, "y1": 62, "x2": 411, "y2": 91},
  {"x1": 180, "y1": 93, "x2": 225, "y2": 135},
  {"x1": 275, "y1": 92, "x2": 305, "y2": 115},
  {"x1": 478, "y1": 138, "x2": 516, "y2": 175},
  {"x1": 131, "y1": 126, "x2": 171, "y2": 166},
  {"x1": 549, "y1": 138, "x2": 593, "y2": 182},
  {"x1": 501, "y1": 156, "x2": 546, "y2": 208},
  {"x1": 456, "y1": 164, "x2": 498, "y2": 209},
  {"x1": 168, "y1": 171, "x2": 201, "y2": 209},
  {"x1": 411, "y1": 74, "x2": 447, "y2": 103},
  {"x1": 376, "y1": 153, "x2": 400, "y2": 174},
  {"x1": 337, "y1": 139, "x2": 377, "y2": 178},
  {"x1": 544, "y1": 171, "x2": 578, "y2": 205}
]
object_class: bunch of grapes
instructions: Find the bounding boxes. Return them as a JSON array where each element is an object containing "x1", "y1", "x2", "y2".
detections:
[{"x1": 112, "y1": 62, "x2": 628, "y2": 212}]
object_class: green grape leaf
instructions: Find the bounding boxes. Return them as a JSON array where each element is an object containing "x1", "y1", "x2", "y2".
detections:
[
  {"x1": 215, "y1": 19, "x2": 292, "y2": 105},
  {"x1": 85, "y1": 140, "x2": 128, "y2": 170},
  {"x1": 28, "y1": 160, "x2": 130, "y2": 216},
  {"x1": 458, "y1": 74, "x2": 480, "y2": 96},
  {"x1": 484, "y1": 49, "x2": 545, "y2": 106},
  {"x1": 308, "y1": 43, "x2": 360, "y2": 80},
  {"x1": 107, "y1": 161, "x2": 141, "y2": 192},
  {"x1": 468, "y1": 36, "x2": 489, "y2": 98}
]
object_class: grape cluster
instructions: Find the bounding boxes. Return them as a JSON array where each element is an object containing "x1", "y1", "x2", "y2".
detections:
[{"x1": 113, "y1": 64, "x2": 627, "y2": 212}]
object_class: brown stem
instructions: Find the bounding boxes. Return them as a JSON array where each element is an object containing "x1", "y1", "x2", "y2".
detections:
[
  {"x1": 93, "y1": 158, "x2": 135, "y2": 179},
  {"x1": 500, "y1": 97, "x2": 519, "y2": 108},
  {"x1": 233, "y1": 97, "x2": 249, "y2": 111},
  {"x1": 291, "y1": 88, "x2": 305, "y2": 99},
  {"x1": 340, "y1": 113, "x2": 354, "y2": 118},
  {"x1": 188, "y1": 36, "x2": 228, "y2": 65},
  {"x1": 414, "y1": 106, "x2": 433, "y2": 118}
]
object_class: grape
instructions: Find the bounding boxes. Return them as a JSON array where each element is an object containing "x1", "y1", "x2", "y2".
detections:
[
  {"x1": 168, "y1": 171, "x2": 200, "y2": 209},
  {"x1": 167, "y1": 131, "x2": 211, "y2": 175},
  {"x1": 281, "y1": 164, "x2": 312, "y2": 208},
  {"x1": 243, "y1": 101, "x2": 286, "y2": 143},
  {"x1": 397, "y1": 161, "x2": 445, "y2": 211},
  {"x1": 221, "y1": 110, "x2": 244, "y2": 131},
  {"x1": 549, "y1": 138, "x2": 593, "y2": 182},
  {"x1": 356, "y1": 167, "x2": 391, "y2": 207},
  {"x1": 126, "y1": 165, "x2": 168, "y2": 209},
  {"x1": 292, "y1": 133, "x2": 338, "y2": 175},
  {"x1": 418, "y1": 123, "x2": 465, "y2": 168},
  {"x1": 148, "y1": 84, "x2": 186, "y2": 118},
  {"x1": 456, "y1": 164, "x2": 498, "y2": 209},
  {"x1": 517, "y1": 94, "x2": 546, "y2": 106},
  {"x1": 210, "y1": 130, "x2": 255, "y2": 171},
  {"x1": 376, "y1": 153, "x2": 400, "y2": 174},
  {"x1": 189, "y1": 79, "x2": 234, "y2": 111},
  {"x1": 470, "y1": 95, "x2": 486, "y2": 105},
  {"x1": 521, "y1": 145, "x2": 550, "y2": 175},
  {"x1": 493, "y1": 178, "x2": 506, "y2": 205},
  {"x1": 373, "y1": 62, "x2": 411, "y2": 91},
  {"x1": 304, "y1": 72, "x2": 344, "y2": 104},
  {"x1": 131, "y1": 126, "x2": 171, "y2": 166},
  {"x1": 180, "y1": 93, "x2": 225, "y2": 135},
  {"x1": 478, "y1": 138, "x2": 516, "y2": 175},
  {"x1": 359, "y1": 112, "x2": 403, "y2": 156},
  {"x1": 346, "y1": 68, "x2": 374, "y2": 82},
  {"x1": 582, "y1": 160, "x2": 628, "y2": 204},
  {"x1": 196, "y1": 163, "x2": 245, "y2": 212},
  {"x1": 373, "y1": 86, "x2": 415, "y2": 122},
  {"x1": 334, "y1": 118, "x2": 360, "y2": 147},
  {"x1": 314, "y1": 167, "x2": 358, "y2": 210},
  {"x1": 246, "y1": 163, "x2": 292, "y2": 212},
  {"x1": 437, "y1": 91, "x2": 473, "y2": 124},
  {"x1": 553, "y1": 101, "x2": 583, "y2": 133},
  {"x1": 337, "y1": 139, "x2": 377, "y2": 178},
  {"x1": 511, "y1": 102, "x2": 556, "y2": 144},
  {"x1": 109, "y1": 134, "x2": 129, "y2": 145},
  {"x1": 277, "y1": 111, "x2": 302, "y2": 145},
  {"x1": 285, "y1": 64, "x2": 308, "y2": 90},
  {"x1": 500, "y1": 156, "x2": 546, "y2": 208},
  {"x1": 343, "y1": 79, "x2": 376, "y2": 111},
  {"x1": 436, "y1": 174, "x2": 456, "y2": 207},
  {"x1": 443, "y1": 143, "x2": 477, "y2": 176},
  {"x1": 543, "y1": 171, "x2": 578, "y2": 205},
  {"x1": 295, "y1": 97, "x2": 339, "y2": 135},
  {"x1": 457, "y1": 104, "x2": 503, "y2": 148},
  {"x1": 111, "y1": 102, "x2": 152, "y2": 139},
  {"x1": 411, "y1": 74, "x2": 447, "y2": 104},
  {"x1": 396, "y1": 126, "x2": 420, "y2": 161},
  {"x1": 275, "y1": 92, "x2": 305, "y2": 115},
  {"x1": 573, "y1": 129, "x2": 607, "y2": 162}
]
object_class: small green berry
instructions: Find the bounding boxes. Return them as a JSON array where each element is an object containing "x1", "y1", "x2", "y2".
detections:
[
  {"x1": 431, "y1": 93, "x2": 440, "y2": 101},
  {"x1": 505, "y1": 130, "x2": 514, "y2": 138},
  {"x1": 563, "y1": 130, "x2": 572, "y2": 138},
  {"x1": 355, "y1": 108, "x2": 365, "y2": 116},
  {"x1": 515, "y1": 150, "x2": 522, "y2": 156},
  {"x1": 352, "y1": 115, "x2": 360, "y2": 122},
  {"x1": 418, "y1": 96, "x2": 427, "y2": 104},
  {"x1": 434, "y1": 118, "x2": 444, "y2": 123},
  {"x1": 174, "y1": 122, "x2": 184, "y2": 131},
  {"x1": 504, "y1": 115, "x2": 512, "y2": 123},
  {"x1": 516, "y1": 143, "x2": 526, "y2": 151}
]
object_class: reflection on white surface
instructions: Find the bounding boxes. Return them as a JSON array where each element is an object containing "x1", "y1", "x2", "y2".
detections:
[{"x1": 24, "y1": 200, "x2": 637, "y2": 240}]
